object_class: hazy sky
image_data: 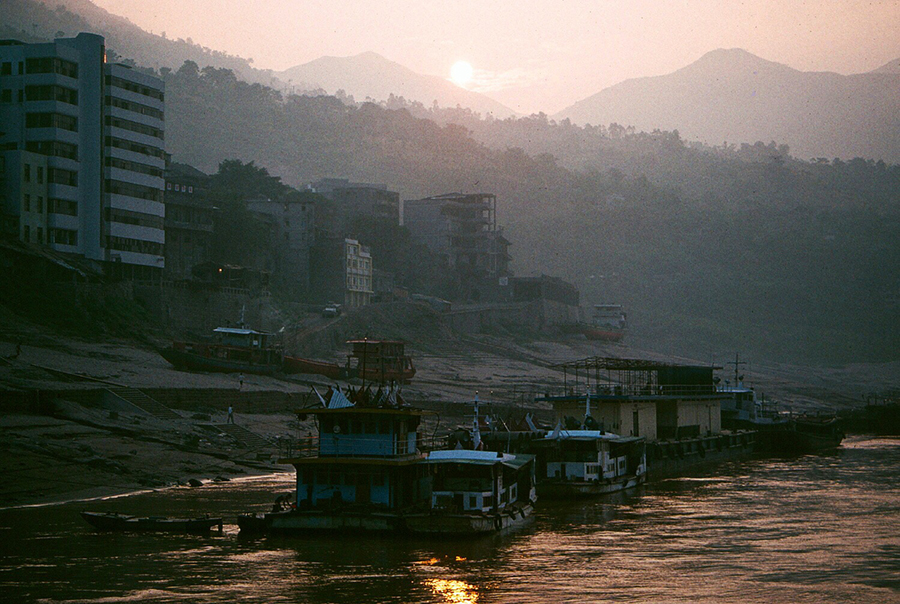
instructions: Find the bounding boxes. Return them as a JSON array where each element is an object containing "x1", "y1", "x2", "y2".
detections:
[{"x1": 92, "y1": 0, "x2": 900, "y2": 114}]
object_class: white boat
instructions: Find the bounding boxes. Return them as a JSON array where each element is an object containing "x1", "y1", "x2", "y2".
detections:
[{"x1": 404, "y1": 449, "x2": 536, "y2": 535}]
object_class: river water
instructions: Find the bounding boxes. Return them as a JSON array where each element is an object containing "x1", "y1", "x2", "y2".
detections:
[{"x1": 1, "y1": 436, "x2": 898, "y2": 603}]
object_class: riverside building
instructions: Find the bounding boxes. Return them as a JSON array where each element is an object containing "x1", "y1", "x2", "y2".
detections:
[{"x1": 0, "y1": 33, "x2": 166, "y2": 279}]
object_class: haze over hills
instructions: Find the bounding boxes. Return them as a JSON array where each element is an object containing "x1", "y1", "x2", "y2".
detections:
[
  {"x1": 3, "y1": 0, "x2": 283, "y2": 86},
  {"x1": 556, "y1": 48, "x2": 900, "y2": 163},
  {"x1": 278, "y1": 52, "x2": 517, "y2": 119}
]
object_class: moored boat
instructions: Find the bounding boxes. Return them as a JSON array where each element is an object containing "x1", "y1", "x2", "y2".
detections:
[
  {"x1": 161, "y1": 327, "x2": 282, "y2": 375},
  {"x1": 404, "y1": 449, "x2": 536, "y2": 536},
  {"x1": 81, "y1": 511, "x2": 223, "y2": 533},
  {"x1": 531, "y1": 426, "x2": 646, "y2": 498},
  {"x1": 582, "y1": 304, "x2": 627, "y2": 342},
  {"x1": 281, "y1": 355, "x2": 348, "y2": 379}
]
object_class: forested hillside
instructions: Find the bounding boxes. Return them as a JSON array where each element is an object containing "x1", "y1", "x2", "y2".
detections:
[{"x1": 160, "y1": 64, "x2": 900, "y2": 365}]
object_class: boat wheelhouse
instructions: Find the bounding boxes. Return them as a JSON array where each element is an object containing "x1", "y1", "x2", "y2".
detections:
[
  {"x1": 404, "y1": 449, "x2": 536, "y2": 535},
  {"x1": 161, "y1": 327, "x2": 282, "y2": 375},
  {"x1": 239, "y1": 387, "x2": 430, "y2": 533}
]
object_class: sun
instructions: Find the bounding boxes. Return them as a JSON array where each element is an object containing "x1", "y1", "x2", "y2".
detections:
[{"x1": 450, "y1": 61, "x2": 474, "y2": 86}]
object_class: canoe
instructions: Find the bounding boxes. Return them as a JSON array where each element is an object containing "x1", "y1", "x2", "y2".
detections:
[{"x1": 81, "y1": 511, "x2": 223, "y2": 533}]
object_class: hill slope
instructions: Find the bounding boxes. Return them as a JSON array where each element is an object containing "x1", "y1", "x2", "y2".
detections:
[
  {"x1": 278, "y1": 52, "x2": 517, "y2": 118},
  {"x1": 556, "y1": 48, "x2": 900, "y2": 163},
  {"x1": 3, "y1": 0, "x2": 280, "y2": 85}
]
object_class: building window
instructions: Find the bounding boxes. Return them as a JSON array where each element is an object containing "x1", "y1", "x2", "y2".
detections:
[
  {"x1": 48, "y1": 168, "x2": 78, "y2": 187},
  {"x1": 1, "y1": 62, "x2": 10, "y2": 76},
  {"x1": 37, "y1": 197, "x2": 43, "y2": 213},
  {"x1": 23, "y1": 225, "x2": 30, "y2": 242},
  {"x1": 23, "y1": 164, "x2": 30, "y2": 182},
  {"x1": 25, "y1": 112, "x2": 78, "y2": 132},
  {"x1": 23, "y1": 194, "x2": 30, "y2": 212},
  {"x1": 49, "y1": 228, "x2": 77, "y2": 246},
  {"x1": 36, "y1": 227, "x2": 43, "y2": 243},
  {"x1": 48, "y1": 198, "x2": 78, "y2": 216},
  {"x1": 0, "y1": 90, "x2": 11, "y2": 103},
  {"x1": 37, "y1": 167, "x2": 43, "y2": 184}
]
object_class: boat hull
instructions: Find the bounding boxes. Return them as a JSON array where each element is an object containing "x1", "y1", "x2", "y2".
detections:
[
  {"x1": 282, "y1": 356, "x2": 348, "y2": 379},
  {"x1": 537, "y1": 473, "x2": 645, "y2": 498},
  {"x1": 582, "y1": 328, "x2": 626, "y2": 342},
  {"x1": 160, "y1": 347, "x2": 280, "y2": 375},
  {"x1": 82, "y1": 512, "x2": 222, "y2": 533},
  {"x1": 238, "y1": 510, "x2": 405, "y2": 534},
  {"x1": 404, "y1": 504, "x2": 534, "y2": 536}
]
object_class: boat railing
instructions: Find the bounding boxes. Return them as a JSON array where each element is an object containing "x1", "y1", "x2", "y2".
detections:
[
  {"x1": 540, "y1": 383, "x2": 723, "y2": 399},
  {"x1": 277, "y1": 434, "x2": 444, "y2": 459}
]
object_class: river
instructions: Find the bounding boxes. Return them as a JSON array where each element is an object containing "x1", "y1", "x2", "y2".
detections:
[{"x1": 0, "y1": 436, "x2": 897, "y2": 603}]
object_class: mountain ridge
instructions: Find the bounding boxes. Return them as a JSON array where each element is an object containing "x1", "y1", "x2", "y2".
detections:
[
  {"x1": 278, "y1": 52, "x2": 518, "y2": 118},
  {"x1": 556, "y1": 48, "x2": 900, "y2": 162}
]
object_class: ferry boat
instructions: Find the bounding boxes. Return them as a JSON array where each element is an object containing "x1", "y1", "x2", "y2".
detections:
[
  {"x1": 531, "y1": 423, "x2": 646, "y2": 498},
  {"x1": 160, "y1": 327, "x2": 282, "y2": 375},
  {"x1": 404, "y1": 448, "x2": 536, "y2": 535},
  {"x1": 582, "y1": 304, "x2": 627, "y2": 342},
  {"x1": 238, "y1": 385, "x2": 430, "y2": 534}
]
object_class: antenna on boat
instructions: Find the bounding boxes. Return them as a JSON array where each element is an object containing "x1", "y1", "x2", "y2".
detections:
[{"x1": 727, "y1": 353, "x2": 747, "y2": 387}]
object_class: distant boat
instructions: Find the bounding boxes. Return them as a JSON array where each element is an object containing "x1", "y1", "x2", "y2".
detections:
[
  {"x1": 160, "y1": 327, "x2": 283, "y2": 375},
  {"x1": 582, "y1": 304, "x2": 627, "y2": 342},
  {"x1": 81, "y1": 511, "x2": 223, "y2": 533},
  {"x1": 283, "y1": 339, "x2": 415, "y2": 383}
]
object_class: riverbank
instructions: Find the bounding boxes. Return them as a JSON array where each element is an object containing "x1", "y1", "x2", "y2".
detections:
[{"x1": 2, "y1": 315, "x2": 898, "y2": 509}]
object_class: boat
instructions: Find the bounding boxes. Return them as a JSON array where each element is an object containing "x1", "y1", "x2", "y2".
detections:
[
  {"x1": 81, "y1": 511, "x2": 223, "y2": 533},
  {"x1": 238, "y1": 385, "x2": 431, "y2": 534},
  {"x1": 282, "y1": 339, "x2": 415, "y2": 383},
  {"x1": 404, "y1": 449, "x2": 536, "y2": 535},
  {"x1": 282, "y1": 355, "x2": 348, "y2": 380},
  {"x1": 582, "y1": 304, "x2": 627, "y2": 342},
  {"x1": 160, "y1": 327, "x2": 283, "y2": 375},
  {"x1": 531, "y1": 425, "x2": 646, "y2": 498}
]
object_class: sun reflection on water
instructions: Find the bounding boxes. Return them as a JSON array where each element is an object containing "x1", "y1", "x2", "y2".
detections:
[{"x1": 426, "y1": 579, "x2": 478, "y2": 604}]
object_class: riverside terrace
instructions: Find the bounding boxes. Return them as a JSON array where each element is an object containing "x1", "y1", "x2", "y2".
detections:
[{"x1": 538, "y1": 357, "x2": 729, "y2": 441}]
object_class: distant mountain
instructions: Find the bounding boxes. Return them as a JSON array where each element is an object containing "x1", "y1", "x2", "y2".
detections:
[
  {"x1": 556, "y1": 48, "x2": 900, "y2": 162},
  {"x1": 278, "y1": 52, "x2": 517, "y2": 119},
  {"x1": 870, "y1": 57, "x2": 900, "y2": 74},
  {"x1": 3, "y1": 0, "x2": 282, "y2": 86}
]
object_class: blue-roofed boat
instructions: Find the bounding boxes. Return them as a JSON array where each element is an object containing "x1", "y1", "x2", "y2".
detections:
[{"x1": 160, "y1": 326, "x2": 283, "y2": 375}]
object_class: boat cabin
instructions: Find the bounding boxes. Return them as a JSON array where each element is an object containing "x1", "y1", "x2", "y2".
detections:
[
  {"x1": 281, "y1": 388, "x2": 430, "y2": 512},
  {"x1": 542, "y1": 357, "x2": 728, "y2": 441},
  {"x1": 533, "y1": 429, "x2": 645, "y2": 483},
  {"x1": 212, "y1": 327, "x2": 275, "y2": 350},
  {"x1": 424, "y1": 449, "x2": 535, "y2": 514}
]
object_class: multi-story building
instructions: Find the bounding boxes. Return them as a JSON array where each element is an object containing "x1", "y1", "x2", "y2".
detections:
[
  {"x1": 246, "y1": 193, "x2": 315, "y2": 291},
  {"x1": 309, "y1": 236, "x2": 374, "y2": 307},
  {"x1": 306, "y1": 178, "x2": 400, "y2": 230},
  {"x1": 163, "y1": 162, "x2": 214, "y2": 280},
  {"x1": 0, "y1": 33, "x2": 166, "y2": 279},
  {"x1": 403, "y1": 192, "x2": 511, "y2": 300}
]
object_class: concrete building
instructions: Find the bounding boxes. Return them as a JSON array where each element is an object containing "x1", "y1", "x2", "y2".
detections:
[
  {"x1": 403, "y1": 192, "x2": 511, "y2": 301},
  {"x1": 164, "y1": 162, "x2": 214, "y2": 280},
  {"x1": 246, "y1": 193, "x2": 316, "y2": 291},
  {"x1": 0, "y1": 33, "x2": 165, "y2": 278},
  {"x1": 307, "y1": 178, "x2": 400, "y2": 229},
  {"x1": 309, "y1": 236, "x2": 374, "y2": 307}
]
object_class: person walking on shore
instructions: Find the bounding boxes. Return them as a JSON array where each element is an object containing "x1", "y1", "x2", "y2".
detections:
[{"x1": 227, "y1": 406, "x2": 235, "y2": 424}]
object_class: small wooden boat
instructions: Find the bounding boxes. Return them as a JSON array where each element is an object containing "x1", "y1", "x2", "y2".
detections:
[{"x1": 81, "y1": 511, "x2": 223, "y2": 533}]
